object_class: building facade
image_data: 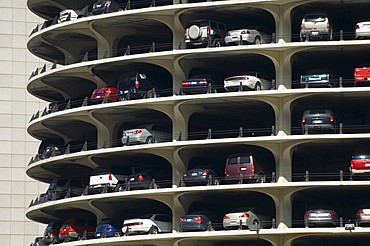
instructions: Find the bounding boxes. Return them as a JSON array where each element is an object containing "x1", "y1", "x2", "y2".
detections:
[{"x1": 26, "y1": 0, "x2": 370, "y2": 245}]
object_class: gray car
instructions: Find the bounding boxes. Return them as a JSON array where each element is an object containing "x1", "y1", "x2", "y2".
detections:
[
  {"x1": 304, "y1": 208, "x2": 339, "y2": 227},
  {"x1": 223, "y1": 207, "x2": 271, "y2": 230},
  {"x1": 224, "y1": 26, "x2": 271, "y2": 45},
  {"x1": 301, "y1": 109, "x2": 336, "y2": 134},
  {"x1": 121, "y1": 124, "x2": 171, "y2": 145}
]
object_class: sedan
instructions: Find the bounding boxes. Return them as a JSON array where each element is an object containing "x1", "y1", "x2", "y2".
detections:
[
  {"x1": 355, "y1": 21, "x2": 370, "y2": 39},
  {"x1": 95, "y1": 218, "x2": 122, "y2": 238},
  {"x1": 179, "y1": 214, "x2": 213, "y2": 232},
  {"x1": 181, "y1": 169, "x2": 219, "y2": 186},
  {"x1": 224, "y1": 72, "x2": 272, "y2": 91},
  {"x1": 304, "y1": 209, "x2": 339, "y2": 227},
  {"x1": 125, "y1": 173, "x2": 159, "y2": 190},
  {"x1": 356, "y1": 208, "x2": 370, "y2": 226},
  {"x1": 223, "y1": 207, "x2": 271, "y2": 230},
  {"x1": 224, "y1": 27, "x2": 271, "y2": 45},
  {"x1": 121, "y1": 124, "x2": 171, "y2": 145},
  {"x1": 122, "y1": 214, "x2": 172, "y2": 235}
]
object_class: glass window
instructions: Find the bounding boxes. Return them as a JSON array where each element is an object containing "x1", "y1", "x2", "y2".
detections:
[
  {"x1": 155, "y1": 215, "x2": 171, "y2": 222},
  {"x1": 219, "y1": 24, "x2": 225, "y2": 30},
  {"x1": 240, "y1": 156, "x2": 251, "y2": 164},
  {"x1": 69, "y1": 180, "x2": 82, "y2": 187},
  {"x1": 75, "y1": 219, "x2": 85, "y2": 226},
  {"x1": 228, "y1": 157, "x2": 238, "y2": 165},
  {"x1": 211, "y1": 22, "x2": 218, "y2": 29},
  {"x1": 56, "y1": 179, "x2": 68, "y2": 186}
]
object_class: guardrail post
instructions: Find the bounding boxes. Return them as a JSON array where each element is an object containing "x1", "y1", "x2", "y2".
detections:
[
  {"x1": 150, "y1": 0, "x2": 156, "y2": 7},
  {"x1": 125, "y1": 0, "x2": 131, "y2": 10},
  {"x1": 207, "y1": 175, "x2": 213, "y2": 186},
  {"x1": 238, "y1": 81, "x2": 243, "y2": 91},
  {"x1": 340, "y1": 30, "x2": 343, "y2": 41},
  {"x1": 66, "y1": 12, "x2": 71, "y2": 21},
  {"x1": 271, "y1": 172, "x2": 276, "y2": 183},
  {"x1": 207, "y1": 129, "x2": 212, "y2": 139},
  {"x1": 178, "y1": 131, "x2": 182, "y2": 141},
  {"x1": 81, "y1": 230, "x2": 87, "y2": 240},
  {"x1": 305, "y1": 77, "x2": 309, "y2": 88},
  {"x1": 238, "y1": 173, "x2": 243, "y2": 184},
  {"x1": 64, "y1": 144, "x2": 70, "y2": 154},
  {"x1": 29, "y1": 200, "x2": 34, "y2": 207},
  {"x1": 82, "y1": 141, "x2": 88, "y2": 151},
  {"x1": 102, "y1": 140, "x2": 107, "y2": 148},
  {"x1": 178, "y1": 41, "x2": 182, "y2": 49},
  {"x1": 65, "y1": 56, "x2": 72, "y2": 65},
  {"x1": 125, "y1": 181, "x2": 131, "y2": 191},
  {"x1": 102, "y1": 227, "x2": 107, "y2": 238},
  {"x1": 34, "y1": 68, "x2": 38, "y2": 76},
  {"x1": 41, "y1": 64, "x2": 46, "y2": 73},
  {"x1": 304, "y1": 125, "x2": 308, "y2": 135},
  {"x1": 82, "y1": 186, "x2": 89, "y2": 196},
  {"x1": 64, "y1": 188, "x2": 71, "y2": 199},
  {"x1": 272, "y1": 218, "x2": 276, "y2": 228},
  {"x1": 340, "y1": 217, "x2": 343, "y2": 227},
  {"x1": 207, "y1": 221, "x2": 213, "y2": 231},
  {"x1": 305, "y1": 171, "x2": 309, "y2": 181},
  {"x1": 51, "y1": 60, "x2": 57, "y2": 69},
  {"x1": 340, "y1": 170, "x2": 343, "y2": 181},
  {"x1": 65, "y1": 100, "x2": 71, "y2": 110},
  {"x1": 271, "y1": 79, "x2": 276, "y2": 90},
  {"x1": 339, "y1": 123, "x2": 343, "y2": 134},
  {"x1": 124, "y1": 45, "x2": 131, "y2": 56},
  {"x1": 239, "y1": 35, "x2": 243, "y2": 45},
  {"x1": 102, "y1": 185, "x2": 108, "y2": 194},
  {"x1": 339, "y1": 76, "x2": 343, "y2": 88},
  {"x1": 125, "y1": 136, "x2": 130, "y2": 146},
  {"x1": 238, "y1": 127, "x2": 243, "y2": 137},
  {"x1": 82, "y1": 52, "x2": 89, "y2": 62},
  {"x1": 271, "y1": 125, "x2": 275, "y2": 136},
  {"x1": 82, "y1": 96, "x2": 89, "y2": 106},
  {"x1": 238, "y1": 220, "x2": 243, "y2": 230},
  {"x1": 271, "y1": 33, "x2": 276, "y2": 43}
]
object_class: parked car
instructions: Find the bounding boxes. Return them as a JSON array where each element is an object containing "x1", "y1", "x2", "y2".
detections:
[
  {"x1": 124, "y1": 173, "x2": 160, "y2": 190},
  {"x1": 223, "y1": 207, "x2": 271, "y2": 229},
  {"x1": 181, "y1": 169, "x2": 219, "y2": 186},
  {"x1": 224, "y1": 26, "x2": 271, "y2": 45},
  {"x1": 122, "y1": 214, "x2": 172, "y2": 234},
  {"x1": 301, "y1": 109, "x2": 336, "y2": 134},
  {"x1": 181, "y1": 74, "x2": 223, "y2": 95},
  {"x1": 94, "y1": 218, "x2": 122, "y2": 238},
  {"x1": 57, "y1": 5, "x2": 90, "y2": 23},
  {"x1": 121, "y1": 124, "x2": 171, "y2": 145},
  {"x1": 184, "y1": 20, "x2": 232, "y2": 48},
  {"x1": 89, "y1": 172, "x2": 128, "y2": 192},
  {"x1": 224, "y1": 153, "x2": 268, "y2": 183},
  {"x1": 59, "y1": 218, "x2": 96, "y2": 241},
  {"x1": 91, "y1": 87, "x2": 119, "y2": 102},
  {"x1": 300, "y1": 73, "x2": 334, "y2": 88},
  {"x1": 32, "y1": 237, "x2": 43, "y2": 246},
  {"x1": 117, "y1": 73, "x2": 155, "y2": 100},
  {"x1": 354, "y1": 65, "x2": 370, "y2": 86},
  {"x1": 355, "y1": 21, "x2": 370, "y2": 39},
  {"x1": 304, "y1": 208, "x2": 339, "y2": 227},
  {"x1": 92, "y1": 0, "x2": 123, "y2": 15},
  {"x1": 224, "y1": 72, "x2": 272, "y2": 91},
  {"x1": 350, "y1": 150, "x2": 370, "y2": 176},
  {"x1": 46, "y1": 178, "x2": 88, "y2": 200},
  {"x1": 300, "y1": 12, "x2": 333, "y2": 41},
  {"x1": 179, "y1": 211, "x2": 221, "y2": 231},
  {"x1": 44, "y1": 145, "x2": 63, "y2": 158},
  {"x1": 356, "y1": 208, "x2": 370, "y2": 226},
  {"x1": 43, "y1": 220, "x2": 63, "y2": 244}
]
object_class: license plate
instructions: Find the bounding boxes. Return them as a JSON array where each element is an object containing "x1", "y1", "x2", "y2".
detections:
[
  {"x1": 191, "y1": 82, "x2": 198, "y2": 85},
  {"x1": 96, "y1": 233, "x2": 101, "y2": 237},
  {"x1": 191, "y1": 173, "x2": 198, "y2": 176},
  {"x1": 313, "y1": 120, "x2": 323, "y2": 123},
  {"x1": 230, "y1": 222, "x2": 237, "y2": 225},
  {"x1": 366, "y1": 78, "x2": 370, "y2": 81},
  {"x1": 365, "y1": 163, "x2": 370, "y2": 167},
  {"x1": 186, "y1": 219, "x2": 192, "y2": 222},
  {"x1": 124, "y1": 90, "x2": 129, "y2": 93},
  {"x1": 97, "y1": 4, "x2": 102, "y2": 7},
  {"x1": 318, "y1": 213, "x2": 329, "y2": 217},
  {"x1": 240, "y1": 167, "x2": 247, "y2": 171},
  {"x1": 130, "y1": 178, "x2": 135, "y2": 181},
  {"x1": 312, "y1": 32, "x2": 319, "y2": 36}
]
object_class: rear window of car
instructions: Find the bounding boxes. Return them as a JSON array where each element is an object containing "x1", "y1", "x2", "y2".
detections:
[
  {"x1": 228, "y1": 157, "x2": 238, "y2": 165},
  {"x1": 75, "y1": 219, "x2": 86, "y2": 226},
  {"x1": 353, "y1": 155, "x2": 370, "y2": 159},
  {"x1": 154, "y1": 215, "x2": 171, "y2": 222},
  {"x1": 308, "y1": 109, "x2": 326, "y2": 114},
  {"x1": 56, "y1": 179, "x2": 69, "y2": 186},
  {"x1": 304, "y1": 15, "x2": 327, "y2": 22},
  {"x1": 240, "y1": 156, "x2": 251, "y2": 163}
]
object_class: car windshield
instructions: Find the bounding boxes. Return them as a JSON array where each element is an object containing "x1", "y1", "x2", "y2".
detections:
[
  {"x1": 304, "y1": 15, "x2": 326, "y2": 22},
  {"x1": 138, "y1": 214, "x2": 153, "y2": 219}
]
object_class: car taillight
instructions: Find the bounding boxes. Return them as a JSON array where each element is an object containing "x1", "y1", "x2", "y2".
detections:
[
  {"x1": 182, "y1": 81, "x2": 190, "y2": 86},
  {"x1": 52, "y1": 186, "x2": 56, "y2": 191},
  {"x1": 105, "y1": 1, "x2": 111, "y2": 7},
  {"x1": 239, "y1": 213, "x2": 249, "y2": 218},
  {"x1": 134, "y1": 130, "x2": 142, "y2": 134},
  {"x1": 223, "y1": 215, "x2": 230, "y2": 219},
  {"x1": 135, "y1": 80, "x2": 139, "y2": 88},
  {"x1": 184, "y1": 29, "x2": 187, "y2": 37},
  {"x1": 179, "y1": 218, "x2": 185, "y2": 222},
  {"x1": 202, "y1": 170, "x2": 209, "y2": 176},
  {"x1": 327, "y1": 22, "x2": 330, "y2": 29},
  {"x1": 207, "y1": 26, "x2": 211, "y2": 35},
  {"x1": 330, "y1": 116, "x2": 334, "y2": 122},
  {"x1": 122, "y1": 132, "x2": 127, "y2": 136},
  {"x1": 109, "y1": 173, "x2": 112, "y2": 180},
  {"x1": 125, "y1": 178, "x2": 128, "y2": 182},
  {"x1": 355, "y1": 24, "x2": 360, "y2": 29},
  {"x1": 300, "y1": 23, "x2": 304, "y2": 30},
  {"x1": 329, "y1": 212, "x2": 336, "y2": 216},
  {"x1": 49, "y1": 231, "x2": 55, "y2": 236},
  {"x1": 124, "y1": 222, "x2": 143, "y2": 227},
  {"x1": 183, "y1": 172, "x2": 187, "y2": 177},
  {"x1": 199, "y1": 80, "x2": 208, "y2": 85},
  {"x1": 241, "y1": 30, "x2": 250, "y2": 34},
  {"x1": 301, "y1": 117, "x2": 306, "y2": 123},
  {"x1": 61, "y1": 226, "x2": 75, "y2": 234},
  {"x1": 225, "y1": 32, "x2": 230, "y2": 36},
  {"x1": 194, "y1": 217, "x2": 203, "y2": 222},
  {"x1": 138, "y1": 175, "x2": 144, "y2": 181},
  {"x1": 305, "y1": 212, "x2": 311, "y2": 216},
  {"x1": 107, "y1": 225, "x2": 112, "y2": 228},
  {"x1": 358, "y1": 210, "x2": 364, "y2": 215}
]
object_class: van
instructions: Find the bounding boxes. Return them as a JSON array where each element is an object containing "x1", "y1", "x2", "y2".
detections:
[{"x1": 224, "y1": 154, "x2": 267, "y2": 183}]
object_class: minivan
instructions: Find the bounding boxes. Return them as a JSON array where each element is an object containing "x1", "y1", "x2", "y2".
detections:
[{"x1": 224, "y1": 154, "x2": 268, "y2": 183}]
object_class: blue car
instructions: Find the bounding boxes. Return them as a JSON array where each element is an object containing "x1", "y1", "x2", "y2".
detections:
[{"x1": 94, "y1": 218, "x2": 122, "y2": 238}]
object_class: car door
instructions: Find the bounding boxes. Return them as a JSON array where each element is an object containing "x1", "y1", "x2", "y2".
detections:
[{"x1": 153, "y1": 215, "x2": 172, "y2": 232}]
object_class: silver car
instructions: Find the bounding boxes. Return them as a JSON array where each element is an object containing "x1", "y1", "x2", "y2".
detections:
[
  {"x1": 122, "y1": 214, "x2": 172, "y2": 234},
  {"x1": 355, "y1": 21, "x2": 370, "y2": 39},
  {"x1": 121, "y1": 124, "x2": 171, "y2": 145},
  {"x1": 222, "y1": 207, "x2": 271, "y2": 230},
  {"x1": 224, "y1": 26, "x2": 271, "y2": 45},
  {"x1": 356, "y1": 208, "x2": 370, "y2": 226},
  {"x1": 304, "y1": 209, "x2": 339, "y2": 227},
  {"x1": 224, "y1": 72, "x2": 272, "y2": 91}
]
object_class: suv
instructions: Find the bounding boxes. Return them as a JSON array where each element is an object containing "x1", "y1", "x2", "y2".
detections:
[
  {"x1": 224, "y1": 154, "x2": 269, "y2": 183},
  {"x1": 46, "y1": 178, "x2": 88, "y2": 200},
  {"x1": 350, "y1": 150, "x2": 370, "y2": 176},
  {"x1": 59, "y1": 218, "x2": 96, "y2": 241},
  {"x1": 300, "y1": 12, "x2": 333, "y2": 41},
  {"x1": 184, "y1": 20, "x2": 232, "y2": 48},
  {"x1": 301, "y1": 109, "x2": 336, "y2": 134},
  {"x1": 117, "y1": 73, "x2": 155, "y2": 100}
]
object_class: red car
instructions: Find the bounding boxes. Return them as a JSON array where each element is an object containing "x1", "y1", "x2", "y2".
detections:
[
  {"x1": 354, "y1": 66, "x2": 370, "y2": 86},
  {"x1": 350, "y1": 150, "x2": 370, "y2": 176},
  {"x1": 91, "y1": 88, "x2": 119, "y2": 102},
  {"x1": 59, "y1": 218, "x2": 96, "y2": 241}
]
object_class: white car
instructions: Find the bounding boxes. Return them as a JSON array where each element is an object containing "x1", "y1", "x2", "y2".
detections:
[
  {"x1": 355, "y1": 21, "x2": 370, "y2": 39},
  {"x1": 224, "y1": 72, "x2": 272, "y2": 91},
  {"x1": 122, "y1": 214, "x2": 172, "y2": 234},
  {"x1": 121, "y1": 124, "x2": 171, "y2": 145},
  {"x1": 58, "y1": 10, "x2": 79, "y2": 23},
  {"x1": 223, "y1": 207, "x2": 271, "y2": 229},
  {"x1": 224, "y1": 27, "x2": 271, "y2": 45}
]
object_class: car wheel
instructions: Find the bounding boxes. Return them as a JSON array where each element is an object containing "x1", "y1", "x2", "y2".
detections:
[
  {"x1": 328, "y1": 29, "x2": 333, "y2": 41},
  {"x1": 253, "y1": 36, "x2": 261, "y2": 44},
  {"x1": 254, "y1": 83, "x2": 261, "y2": 91},
  {"x1": 114, "y1": 231, "x2": 122, "y2": 237},
  {"x1": 116, "y1": 8, "x2": 123, "y2": 11},
  {"x1": 257, "y1": 174, "x2": 266, "y2": 183},
  {"x1": 212, "y1": 38, "x2": 221, "y2": 47},
  {"x1": 145, "y1": 136, "x2": 154, "y2": 144},
  {"x1": 213, "y1": 178, "x2": 220, "y2": 185},
  {"x1": 149, "y1": 226, "x2": 158, "y2": 234},
  {"x1": 251, "y1": 219, "x2": 260, "y2": 229}
]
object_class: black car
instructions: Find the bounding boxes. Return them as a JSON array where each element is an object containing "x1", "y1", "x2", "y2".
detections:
[
  {"x1": 124, "y1": 170, "x2": 170, "y2": 190},
  {"x1": 181, "y1": 169, "x2": 219, "y2": 186},
  {"x1": 117, "y1": 73, "x2": 155, "y2": 100},
  {"x1": 181, "y1": 74, "x2": 223, "y2": 95},
  {"x1": 91, "y1": 1, "x2": 123, "y2": 15},
  {"x1": 301, "y1": 109, "x2": 336, "y2": 134},
  {"x1": 179, "y1": 210, "x2": 222, "y2": 231}
]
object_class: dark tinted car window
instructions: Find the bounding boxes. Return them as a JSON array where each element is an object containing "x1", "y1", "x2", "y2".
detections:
[
  {"x1": 139, "y1": 214, "x2": 153, "y2": 219},
  {"x1": 56, "y1": 179, "x2": 68, "y2": 186},
  {"x1": 240, "y1": 156, "x2": 251, "y2": 164},
  {"x1": 69, "y1": 180, "x2": 81, "y2": 187},
  {"x1": 304, "y1": 15, "x2": 326, "y2": 22},
  {"x1": 75, "y1": 219, "x2": 85, "y2": 226},
  {"x1": 211, "y1": 22, "x2": 217, "y2": 29},
  {"x1": 88, "y1": 219, "x2": 96, "y2": 227},
  {"x1": 228, "y1": 157, "x2": 238, "y2": 165},
  {"x1": 155, "y1": 215, "x2": 171, "y2": 222},
  {"x1": 308, "y1": 109, "x2": 326, "y2": 114},
  {"x1": 219, "y1": 24, "x2": 225, "y2": 30},
  {"x1": 152, "y1": 125, "x2": 162, "y2": 131}
]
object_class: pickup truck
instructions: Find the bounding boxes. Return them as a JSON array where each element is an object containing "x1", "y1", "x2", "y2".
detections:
[
  {"x1": 89, "y1": 172, "x2": 127, "y2": 192},
  {"x1": 300, "y1": 74, "x2": 334, "y2": 88}
]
